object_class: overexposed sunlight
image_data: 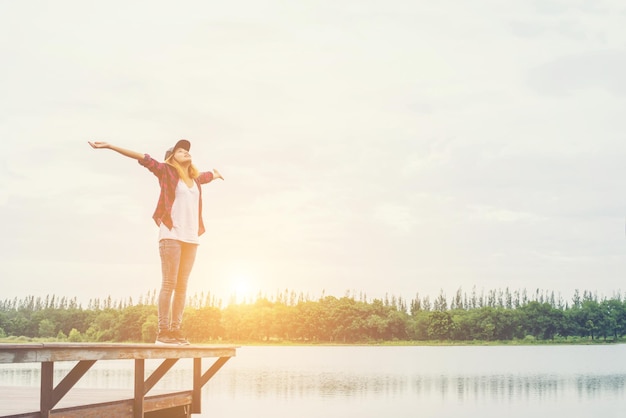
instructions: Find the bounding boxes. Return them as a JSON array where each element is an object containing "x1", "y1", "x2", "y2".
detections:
[
  {"x1": 232, "y1": 275, "x2": 251, "y2": 297},
  {"x1": 226, "y1": 262, "x2": 258, "y2": 304}
]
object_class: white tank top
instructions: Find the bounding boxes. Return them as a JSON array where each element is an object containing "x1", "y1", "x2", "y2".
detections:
[{"x1": 158, "y1": 179, "x2": 201, "y2": 244}]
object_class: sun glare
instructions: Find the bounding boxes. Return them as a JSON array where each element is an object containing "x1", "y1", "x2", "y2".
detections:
[
  {"x1": 232, "y1": 275, "x2": 251, "y2": 296},
  {"x1": 227, "y1": 262, "x2": 258, "y2": 303}
]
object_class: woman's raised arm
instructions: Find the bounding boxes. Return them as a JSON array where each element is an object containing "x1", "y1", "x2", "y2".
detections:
[{"x1": 88, "y1": 141, "x2": 145, "y2": 160}]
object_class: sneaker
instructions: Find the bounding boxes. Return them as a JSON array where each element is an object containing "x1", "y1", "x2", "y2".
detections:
[
  {"x1": 171, "y1": 329, "x2": 190, "y2": 345},
  {"x1": 155, "y1": 330, "x2": 179, "y2": 345}
]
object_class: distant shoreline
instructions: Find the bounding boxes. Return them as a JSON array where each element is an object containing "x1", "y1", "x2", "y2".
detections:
[{"x1": 2, "y1": 336, "x2": 624, "y2": 346}]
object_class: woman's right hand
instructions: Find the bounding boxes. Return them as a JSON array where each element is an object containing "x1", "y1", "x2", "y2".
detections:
[
  {"x1": 86, "y1": 142, "x2": 143, "y2": 160},
  {"x1": 88, "y1": 141, "x2": 110, "y2": 149},
  {"x1": 213, "y1": 168, "x2": 224, "y2": 180}
]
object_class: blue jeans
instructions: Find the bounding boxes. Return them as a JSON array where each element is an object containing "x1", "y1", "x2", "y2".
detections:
[{"x1": 158, "y1": 239, "x2": 198, "y2": 332}]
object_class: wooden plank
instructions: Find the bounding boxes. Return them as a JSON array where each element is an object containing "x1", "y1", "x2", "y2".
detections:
[
  {"x1": 0, "y1": 343, "x2": 237, "y2": 364},
  {"x1": 49, "y1": 391, "x2": 193, "y2": 418},
  {"x1": 0, "y1": 344, "x2": 42, "y2": 364},
  {"x1": 143, "y1": 391, "x2": 193, "y2": 412},
  {"x1": 0, "y1": 413, "x2": 39, "y2": 418},
  {"x1": 0, "y1": 387, "x2": 192, "y2": 418},
  {"x1": 0, "y1": 351, "x2": 39, "y2": 364},
  {"x1": 51, "y1": 399, "x2": 134, "y2": 418}
]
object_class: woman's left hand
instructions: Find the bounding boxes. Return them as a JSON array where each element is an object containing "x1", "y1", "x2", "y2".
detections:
[{"x1": 213, "y1": 169, "x2": 224, "y2": 180}]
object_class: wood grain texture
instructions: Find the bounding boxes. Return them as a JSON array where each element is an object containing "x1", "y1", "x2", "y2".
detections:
[
  {"x1": 0, "y1": 387, "x2": 193, "y2": 417},
  {"x1": 0, "y1": 343, "x2": 238, "y2": 364}
]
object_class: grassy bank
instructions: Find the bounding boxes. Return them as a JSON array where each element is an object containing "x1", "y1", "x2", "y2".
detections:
[{"x1": 3, "y1": 335, "x2": 625, "y2": 346}]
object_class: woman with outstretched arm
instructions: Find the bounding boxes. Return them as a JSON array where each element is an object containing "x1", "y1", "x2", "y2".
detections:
[{"x1": 88, "y1": 139, "x2": 223, "y2": 345}]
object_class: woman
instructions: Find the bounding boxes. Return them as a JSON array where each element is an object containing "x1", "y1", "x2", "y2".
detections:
[{"x1": 88, "y1": 139, "x2": 223, "y2": 345}]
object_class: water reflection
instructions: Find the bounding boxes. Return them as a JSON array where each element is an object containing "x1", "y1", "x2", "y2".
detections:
[
  {"x1": 414, "y1": 374, "x2": 626, "y2": 402},
  {"x1": 2, "y1": 361, "x2": 626, "y2": 403},
  {"x1": 214, "y1": 368, "x2": 626, "y2": 403},
  {"x1": 1, "y1": 346, "x2": 626, "y2": 416}
]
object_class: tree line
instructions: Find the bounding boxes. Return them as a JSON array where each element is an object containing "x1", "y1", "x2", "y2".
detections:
[{"x1": 1, "y1": 288, "x2": 625, "y2": 343}]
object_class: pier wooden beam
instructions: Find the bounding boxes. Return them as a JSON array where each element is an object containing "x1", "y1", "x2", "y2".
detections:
[
  {"x1": 40, "y1": 360, "x2": 97, "y2": 416},
  {"x1": 40, "y1": 361, "x2": 53, "y2": 418},
  {"x1": 144, "y1": 358, "x2": 179, "y2": 395},
  {"x1": 0, "y1": 343, "x2": 237, "y2": 364},
  {"x1": 192, "y1": 356, "x2": 232, "y2": 413},
  {"x1": 134, "y1": 359, "x2": 145, "y2": 418},
  {"x1": 134, "y1": 357, "x2": 183, "y2": 417}
]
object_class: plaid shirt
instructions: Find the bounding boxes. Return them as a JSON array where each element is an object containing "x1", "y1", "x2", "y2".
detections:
[{"x1": 138, "y1": 154, "x2": 214, "y2": 236}]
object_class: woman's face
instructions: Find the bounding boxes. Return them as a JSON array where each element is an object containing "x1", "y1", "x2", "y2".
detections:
[{"x1": 173, "y1": 148, "x2": 192, "y2": 164}]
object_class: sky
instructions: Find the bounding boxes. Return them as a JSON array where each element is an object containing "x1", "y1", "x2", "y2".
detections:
[{"x1": 1, "y1": 0, "x2": 626, "y2": 307}]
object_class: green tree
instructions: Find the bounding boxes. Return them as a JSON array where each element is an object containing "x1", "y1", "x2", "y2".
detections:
[
  {"x1": 114, "y1": 305, "x2": 156, "y2": 342},
  {"x1": 184, "y1": 307, "x2": 222, "y2": 341},
  {"x1": 141, "y1": 314, "x2": 158, "y2": 343},
  {"x1": 294, "y1": 300, "x2": 323, "y2": 342},
  {"x1": 221, "y1": 304, "x2": 245, "y2": 341},
  {"x1": 598, "y1": 299, "x2": 625, "y2": 340},
  {"x1": 580, "y1": 299, "x2": 601, "y2": 340},
  {"x1": 385, "y1": 309, "x2": 409, "y2": 340},
  {"x1": 519, "y1": 302, "x2": 563, "y2": 340},
  {"x1": 90, "y1": 310, "x2": 119, "y2": 341},
  {"x1": 427, "y1": 311, "x2": 454, "y2": 340},
  {"x1": 38, "y1": 319, "x2": 57, "y2": 338},
  {"x1": 271, "y1": 302, "x2": 296, "y2": 341},
  {"x1": 68, "y1": 328, "x2": 82, "y2": 342}
]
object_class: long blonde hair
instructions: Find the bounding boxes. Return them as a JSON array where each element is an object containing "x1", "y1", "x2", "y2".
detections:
[{"x1": 166, "y1": 156, "x2": 200, "y2": 180}]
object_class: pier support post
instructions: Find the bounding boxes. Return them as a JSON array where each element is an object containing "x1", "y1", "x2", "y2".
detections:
[
  {"x1": 192, "y1": 356, "x2": 231, "y2": 414},
  {"x1": 134, "y1": 359, "x2": 145, "y2": 418},
  {"x1": 40, "y1": 361, "x2": 54, "y2": 418}
]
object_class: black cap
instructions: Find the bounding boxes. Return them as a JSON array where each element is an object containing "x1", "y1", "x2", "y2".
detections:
[{"x1": 164, "y1": 139, "x2": 191, "y2": 160}]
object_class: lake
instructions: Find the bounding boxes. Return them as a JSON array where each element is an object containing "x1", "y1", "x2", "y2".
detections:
[{"x1": 1, "y1": 345, "x2": 626, "y2": 417}]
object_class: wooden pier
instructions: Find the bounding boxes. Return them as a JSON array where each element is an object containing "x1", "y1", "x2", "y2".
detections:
[{"x1": 0, "y1": 342, "x2": 238, "y2": 418}]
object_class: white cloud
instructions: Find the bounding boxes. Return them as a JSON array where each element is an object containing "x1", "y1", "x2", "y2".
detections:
[
  {"x1": 468, "y1": 205, "x2": 547, "y2": 223},
  {"x1": 372, "y1": 203, "x2": 419, "y2": 234}
]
